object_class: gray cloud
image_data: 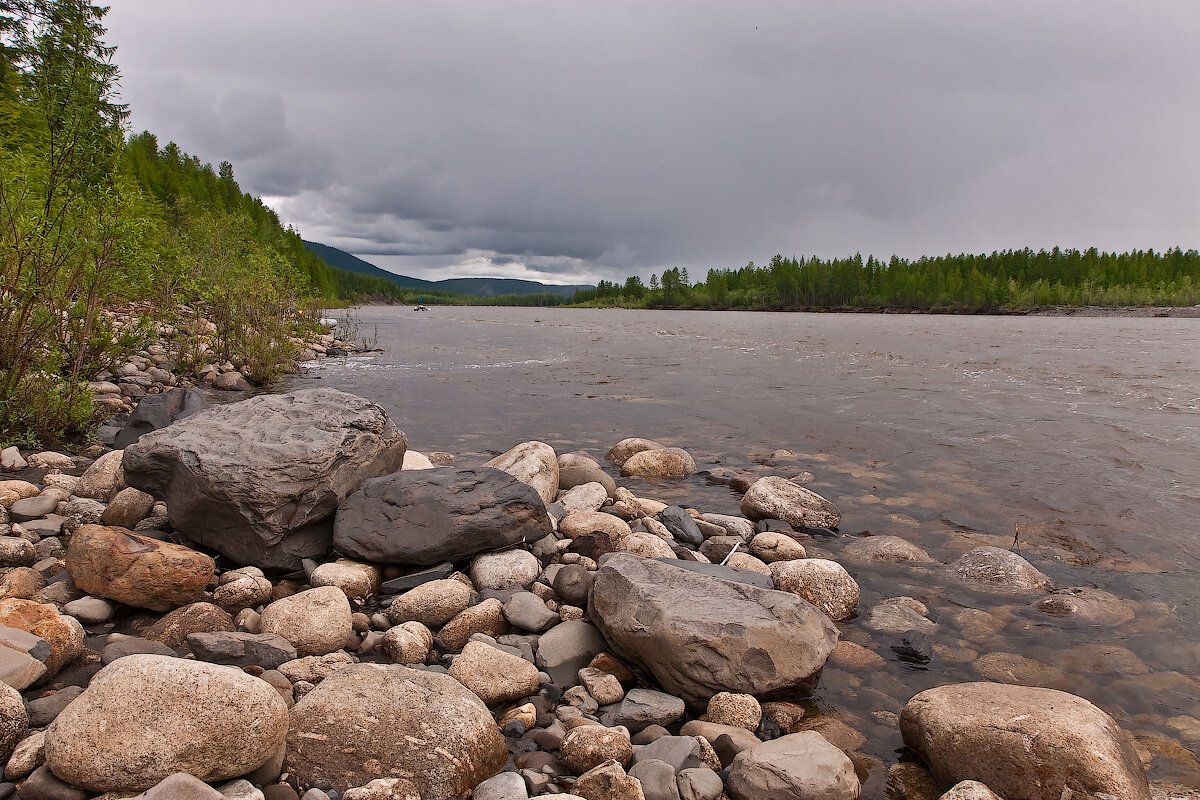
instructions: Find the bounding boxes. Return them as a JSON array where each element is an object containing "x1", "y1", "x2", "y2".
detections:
[{"x1": 105, "y1": 1, "x2": 1200, "y2": 283}]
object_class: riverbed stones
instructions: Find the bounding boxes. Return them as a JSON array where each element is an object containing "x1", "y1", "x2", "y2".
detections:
[
  {"x1": 748, "y1": 531, "x2": 806, "y2": 562},
  {"x1": 504, "y1": 591, "x2": 561, "y2": 632},
  {"x1": 1032, "y1": 587, "x2": 1135, "y2": 625},
  {"x1": 899, "y1": 681, "x2": 1151, "y2": 800},
  {"x1": 706, "y1": 692, "x2": 762, "y2": 732},
  {"x1": 309, "y1": 558, "x2": 381, "y2": 601},
  {"x1": 535, "y1": 619, "x2": 609, "y2": 687},
  {"x1": 484, "y1": 440, "x2": 560, "y2": 505},
  {"x1": 0, "y1": 447, "x2": 26, "y2": 472},
  {"x1": 839, "y1": 534, "x2": 935, "y2": 564},
  {"x1": 381, "y1": 621, "x2": 433, "y2": 664},
  {"x1": 386, "y1": 578, "x2": 471, "y2": 628},
  {"x1": 561, "y1": 725, "x2": 633, "y2": 773},
  {"x1": 560, "y1": 510, "x2": 633, "y2": 542},
  {"x1": 44, "y1": 654, "x2": 289, "y2": 793},
  {"x1": 213, "y1": 568, "x2": 274, "y2": 612},
  {"x1": 589, "y1": 553, "x2": 838, "y2": 704},
  {"x1": 560, "y1": 465, "x2": 617, "y2": 497},
  {"x1": 113, "y1": 386, "x2": 208, "y2": 448},
  {"x1": 621, "y1": 448, "x2": 697, "y2": 479},
  {"x1": 726, "y1": 731, "x2": 859, "y2": 800},
  {"x1": 449, "y1": 640, "x2": 541, "y2": 706},
  {"x1": 123, "y1": 388, "x2": 407, "y2": 570},
  {"x1": 769, "y1": 558, "x2": 860, "y2": 621},
  {"x1": 65, "y1": 524, "x2": 215, "y2": 612},
  {"x1": 284, "y1": 663, "x2": 507, "y2": 797},
  {"x1": 100, "y1": 486, "x2": 156, "y2": 528},
  {"x1": 863, "y1": 596, "x2": 937, "y2": 634},
  {"x1": 948, "y1": 546, "x2": 1050, "y2": 593},
  {"x1": 560, "y1": 482, "x2": 610, "y2": 514},
  {"x1": 0, "y1": 599, "x2": 82, "y2": 675},
  {"x1": 740, "y1": 476, "x2": 841, "y2": 529},
  {"x1": 438, "y1": 597, "x2": 508, "y2": 651},
  {"x1": 144, "y1": 602, "x2": 236, "y2": 649},
  {"x1": 333, "y1": 467, "x2": 550, "y2": 566},
  {"x1": 0, "y1": 682, "x2": 26, "y2": 764},
  {"x1": 606, "y1": 438, "x2": 667, "y2": 467},
  {"x1": 470, "y1": 548, "x2": 541, "y2": 590},
  {"x1": 0, "y1": 536, "x2": 34, "y2": 567},
  {"x1": 259, "y1": 586, "x2": 352, "y2": 657},
  {"x1": 9, "y1": 494, "x2": 59, "y2": 522},
  {"x1": 185, "y1": 631, "x2": 297, "y2": 670}
]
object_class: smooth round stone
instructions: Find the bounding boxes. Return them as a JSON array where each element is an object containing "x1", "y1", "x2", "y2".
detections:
[
  {"x1": 503, "y1": 591, "x2": 560, "y2": 633},
  {"x1": 470, "y1": 549, "x2": 541, "y2": 591},
  {"x1": 748, "y1": 531, "x2": 806, "y2": 562},
  {"x1": 559, "y1": 725, "x2": 633, "y2": 774},
  {"x1": 707, "y1": 692, "x2": 762, "y2": 732},
  {"x1": 62, "y1": 596, "x2": 115, "y2": 625},
  {"x1": 381, "y1": 622, "x2": 433, "y2": 664}
]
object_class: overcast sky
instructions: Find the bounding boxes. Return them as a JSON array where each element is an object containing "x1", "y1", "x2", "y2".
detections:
[{"x1": 104, "y1": 2, "x2": 1200, "y2": 285}]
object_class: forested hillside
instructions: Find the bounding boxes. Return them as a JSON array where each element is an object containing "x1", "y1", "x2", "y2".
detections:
[
  {"x1": 0, "y1": 0, "x2": 399, "y2": 442},
  {"x1": 573, "y1": 249, "x2": 1200, "y2": 311}
]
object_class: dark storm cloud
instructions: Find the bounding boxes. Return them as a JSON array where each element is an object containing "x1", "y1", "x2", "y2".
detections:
[{"x1": 104, "y1": 1, "x2": 1200, "y2": 283}]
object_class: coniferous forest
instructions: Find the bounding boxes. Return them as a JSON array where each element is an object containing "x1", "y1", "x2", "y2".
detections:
[{"x1": 571, "y1": 249, "x2": 1200, "y2": 311}]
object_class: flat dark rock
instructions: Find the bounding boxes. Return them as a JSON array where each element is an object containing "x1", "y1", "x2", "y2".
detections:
[
  {"x1": 333, "y1": 467, "x2": 552, "y2": 566},
  {"x1": 114, "y1": 387, "x2": 208, "y2": 448}
]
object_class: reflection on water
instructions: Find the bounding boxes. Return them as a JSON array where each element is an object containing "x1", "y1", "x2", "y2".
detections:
[{"x1": 292, "y1": 306, "x2": 1200, "y2": 790}]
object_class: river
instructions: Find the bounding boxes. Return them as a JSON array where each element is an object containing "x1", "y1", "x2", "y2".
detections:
[{"x1": 291, "y1": 306, "x2": 1200, "y2": 791}]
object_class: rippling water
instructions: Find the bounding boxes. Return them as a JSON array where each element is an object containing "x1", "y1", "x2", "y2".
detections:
[{"x1": 292, "y1": 306, "x2": 1200, "y2": 791}]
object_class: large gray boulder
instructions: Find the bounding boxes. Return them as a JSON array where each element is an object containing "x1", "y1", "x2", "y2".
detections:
[
  {"x1": 333, "y1": 467, "x2": 552, "y2": 565},
  {"x1": 588, "y1": 553, "x2": 838, "y2": 705},
  {"x1": 114, "y1": 387, "x2": 208, "y2": 448},
  {"x1": 285, "y1": 663, "x2": 507, "y2": 797},
  {"x1": 123, "y1": 389, "x2": 406, "y2": 570},
  {"x1": 900, "y1": 682, "x2": 1150, "y2": 800},
  {"x1": 44, "y1": 654, "x2": 288, "y2": 793}
]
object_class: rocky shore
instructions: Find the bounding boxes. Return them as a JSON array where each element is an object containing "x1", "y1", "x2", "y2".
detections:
[{"x1": 0, "y1": 383, "x2": 1186, "y2": 800}]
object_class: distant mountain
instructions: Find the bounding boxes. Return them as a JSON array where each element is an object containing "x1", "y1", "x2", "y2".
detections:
[
  {"x1": 302, "y1": 241, "x2": 435, "y2": 290},
  {"x1": 302, "y1": 241, "x2": 592, "y2": 298}
]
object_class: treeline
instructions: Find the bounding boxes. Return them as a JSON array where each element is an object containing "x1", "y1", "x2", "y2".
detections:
[
  {"x1": 571, "y1": 249, "x2": 1200, "y2": 311},
  {"x1": 0, "y1": 0, "x2": 399, "y2": 443}
]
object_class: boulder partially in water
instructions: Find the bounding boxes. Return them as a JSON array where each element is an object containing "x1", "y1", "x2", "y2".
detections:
[
  {"x1": 589, "y1": 553, "x2": 838, "y2": 705},
  {"x1": 122, "y1": 388, "x2": 406, "y2": 570},
  {"x1": 900, "y1": 681, "x2": 1151, "y2": 800},
  {"x1": 740, "y1": 476, "x2": 841, "y2": 529}
]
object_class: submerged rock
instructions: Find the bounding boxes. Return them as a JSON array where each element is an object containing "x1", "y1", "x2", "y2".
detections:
[{"x1": 589, "y1": 553, "x2": 838, "y2": 705}]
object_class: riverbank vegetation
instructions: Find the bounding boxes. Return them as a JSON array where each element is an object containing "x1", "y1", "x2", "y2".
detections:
[
  {"x1": 0, "y1": 1, "x2": 404, "y2": 444},
  {"x1": 569, "y1": 249, "x2": 1200, "y2": 311}
]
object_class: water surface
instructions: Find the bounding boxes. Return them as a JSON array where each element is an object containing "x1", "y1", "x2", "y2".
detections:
[{"x1": 294, "y1": 306, "x2": 1200, "y2": 791}]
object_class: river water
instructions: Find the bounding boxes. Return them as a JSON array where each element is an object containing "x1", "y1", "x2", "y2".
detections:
[{"x1": 292, "y1": 306, "x2": 1200, "y2": 791}]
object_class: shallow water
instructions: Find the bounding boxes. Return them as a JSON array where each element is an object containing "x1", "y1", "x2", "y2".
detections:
[{"x1": 292, "y1": 306, "x2": 1200, "y2": 790}]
